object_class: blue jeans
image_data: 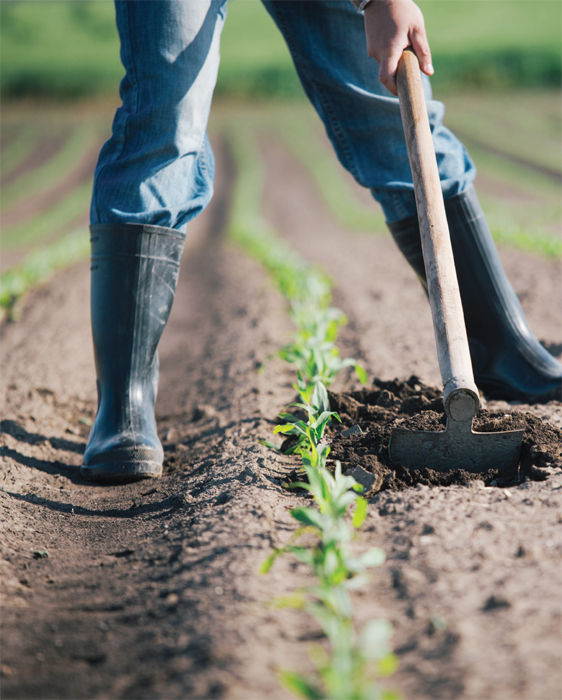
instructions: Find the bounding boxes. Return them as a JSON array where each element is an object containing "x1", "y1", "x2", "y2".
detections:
[{"x1": 91, "y1": 0, "x2": 475, "y2": 229}]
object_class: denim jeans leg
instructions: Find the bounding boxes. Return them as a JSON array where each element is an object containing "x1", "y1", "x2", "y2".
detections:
[
  {"x1": 262, "y1": 0, "x2": 475, "y2": 223},
  {"x1": 90, "y1": 0, "x2": 227, "y2": 231}
]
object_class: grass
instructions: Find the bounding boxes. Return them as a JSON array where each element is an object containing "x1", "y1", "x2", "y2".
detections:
[
  {"x1": 1, "y1": 0, "x2": 560, "y2": 98},
  {"x1": 419, "y1": 0, "x2": 561, "y2": 90},
  {"x1": 1, "y1": 89, "x2": 559, "y2": 315},
  {"x1": 0, "y1": 87, "x2": 559, "y2": 318},
  {"x1": 443, "y1": 91, "x2": 562, "y2": 258},
  {"x1": 1, "y1": 1, "x2": 121, "y2": 98}
]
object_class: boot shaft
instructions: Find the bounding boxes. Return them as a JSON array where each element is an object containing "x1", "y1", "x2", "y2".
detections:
[
  {"x1": 388, "y1": 186, "x2": 528, "y2": 338},
  {"x1": 89, "y1": 223, "x2": 185, "y2": 396},
  {"x1": 387, "y1": 186, "x2": 562, "y2": 401}
]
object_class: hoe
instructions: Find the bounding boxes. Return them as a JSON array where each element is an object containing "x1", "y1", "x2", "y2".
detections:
[{"x1": 389, "y1": 50, "x2": 523, "y2": 473}]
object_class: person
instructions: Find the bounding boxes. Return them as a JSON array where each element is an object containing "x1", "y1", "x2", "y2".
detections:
[{"x1": 81, "y1": 0, "x2": 562, "y2": 483}]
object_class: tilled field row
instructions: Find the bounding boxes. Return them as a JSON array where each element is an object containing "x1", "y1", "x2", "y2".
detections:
[{"x1": 1, "y1": 135, "x2": 561, "y2": 700}]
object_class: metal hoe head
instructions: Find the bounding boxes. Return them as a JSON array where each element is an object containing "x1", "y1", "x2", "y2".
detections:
[{"x1": 389, "y1": 415, "x2": 524, "y2": 474}]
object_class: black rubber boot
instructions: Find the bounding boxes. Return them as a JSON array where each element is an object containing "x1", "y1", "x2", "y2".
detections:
[
  {"x1": 81, "y1": 223, "x2": 185, "y2": 483},
  {"x1": 387, "y1": 186, "x2": 562, "y2": 403}
]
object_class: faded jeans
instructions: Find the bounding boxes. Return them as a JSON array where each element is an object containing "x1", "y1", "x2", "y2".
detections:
[{"x1": 90, "y1": 0, "x2": 476, "y2": 230}]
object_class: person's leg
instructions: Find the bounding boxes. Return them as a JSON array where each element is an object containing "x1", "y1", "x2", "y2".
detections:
[
  {"x1": 83, "y1": 0, "x2": 227, "y2": 482},
  {"x1": 388, "y1": 188, "x2": 562, "y2": 401},
  {"x1": 91, "y1": 0, "x2": 226, "y2": 229},
  {"x1": 262, "y1": 0, "x2": 474, "y2": 223},
  {"x1": 263, "y1": 0, "x2": 561, "y2": 402}
]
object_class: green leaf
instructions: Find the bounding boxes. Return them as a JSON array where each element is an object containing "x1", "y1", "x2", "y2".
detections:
[
  {"x1": 316, "y1": 443, "x2": 331, "y2": 467},
  {"x1": 360, "y1": 619, "x2": 393, "y2": 660},
  {"x1": 352, "y1": 495, "x2": 368, "y2": 529},
  {"x1": 355, "y1": 363, "x2": 368, "y2": 385},
  {"x1": 259, "y1": 439, "x2": 281, "y2": 452},
  {"x1": 259, "y1": 548, "x2": 283, "y2": 574},
  {"x1": 378, "y1": 652, "x2": 399, "y2": 678},
  {"x1": 308, "y1": 601, "x2": 343, "y2": 641},
  {"x1": 279, "y1": 671, "x2": 323, "y2": 699},
  {"x1": 345, "y1": 571, "x2": 371, "y2": 590},
  {"x1": 291, "y1": 506, "x2": 324, "y2": 530},
  {"x1": 273, "y1": 424, "x2": 293, "y2": 435},
  {"x1": 311, "y1": 381, "x2": 330, "y2": 413},
  {"x1": 381, "y1": 688, "x2": 401, "y2": 700},
  {"x1": 360, "y1": 547, "x2": 386, "y2": 568},
  {"x1": 271, "y1": 593, "x2": 307, "y2": 609},
  {"x1": 290, "y1": 547, "x2": 315, "y2": 567},
  {"x1": 324, "y1": 319, "x2": 337, "y2": 343},
  {"x1": 277, "y1": 411, "x2": 301, "y2": 422},
  {"x1": 273, "y1": 423, "x2": 306, "y2": 436},
  {"x1": 311, "y1": 410, "x2": 336, "y2": 430},
  {"x1": 323, "y1": 548, "x2": 340, "y2": 578},
  {"x1": 288, "y1": 480, "x2": 311, "y2": 492}
]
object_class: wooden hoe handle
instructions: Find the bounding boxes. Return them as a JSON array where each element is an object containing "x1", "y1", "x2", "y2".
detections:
[{"x1": 396, "y1": 49, "x2": 480, "y2": 422}]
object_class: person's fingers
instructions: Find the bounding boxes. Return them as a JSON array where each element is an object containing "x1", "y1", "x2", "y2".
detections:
[
  {"x1": 410, "y1": 26, "x2": 434, "y2": 76},
  {"x1": 378, "y1": 41, "x2": 405, "y2": 95}
]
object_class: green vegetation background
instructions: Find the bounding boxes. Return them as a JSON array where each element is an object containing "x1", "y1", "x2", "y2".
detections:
[
  {"x1": 1, "y1": 0, "x2": 561, "y2": 316},
  {"x1": 1, "y1": 0, "x2": 561, "y2": 99}
]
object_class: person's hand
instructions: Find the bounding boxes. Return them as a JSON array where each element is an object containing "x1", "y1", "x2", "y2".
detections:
[{"x1": 363, "y1": 0, "x2": 433, "y2": 95}]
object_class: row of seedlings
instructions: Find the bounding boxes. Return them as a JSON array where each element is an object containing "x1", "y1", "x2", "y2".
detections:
[{"x1": 226, "y1": 124, "x2": 398, "y2": 700}]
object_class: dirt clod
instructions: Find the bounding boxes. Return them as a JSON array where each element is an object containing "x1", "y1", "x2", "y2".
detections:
[{"x1": 329, "y1": 377, "x2": 562, "y2": 491}]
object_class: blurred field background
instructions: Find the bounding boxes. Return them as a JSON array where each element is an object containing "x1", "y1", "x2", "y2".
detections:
[{"x1": 1, "y1": 0, "x2": 561, "y2": 316}]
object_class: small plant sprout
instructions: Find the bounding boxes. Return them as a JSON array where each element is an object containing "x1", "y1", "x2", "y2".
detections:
[
  {"x1": 226, "y1": 123, "x2": 396, "y2": 700},
  {"x1": 262, "y1": 464, "x2": 397, "y2": 700}
]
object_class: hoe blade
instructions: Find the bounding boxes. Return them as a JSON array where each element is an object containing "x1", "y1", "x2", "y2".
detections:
[{"x1": 389, "y1": 418, "x2": 524, "y2": 473}]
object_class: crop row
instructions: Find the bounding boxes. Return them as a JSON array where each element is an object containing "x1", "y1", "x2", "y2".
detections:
[
  {"x1": 1, "y1": 111, "x2": 400, "y2": 698},
  {"x1": 1, "y1": 98, "x2": 560, "y2": 317},
  {"x1": 226, "y1": 121, "x2": 398, "y2": 699}
]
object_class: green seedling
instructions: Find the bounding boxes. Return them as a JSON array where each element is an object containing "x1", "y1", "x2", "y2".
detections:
[
  {"x1": 0, "y1": 227, "x2": 90, "y2": 319},
  {"x1": 263, "y1": 464, "x2": 395, "y2": 700},
  {"x1": 226, "y1": 121, "x2": 395, "y2": 700}
]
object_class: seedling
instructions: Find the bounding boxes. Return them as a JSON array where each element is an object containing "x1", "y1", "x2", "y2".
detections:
[{"x1": 227, "y1": 123, "x2": 396, "y2": 700}]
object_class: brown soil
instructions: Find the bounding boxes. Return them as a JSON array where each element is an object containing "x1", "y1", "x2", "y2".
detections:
[
  {"x1": 327, "y1": 377, "x2": 562, "y2": 492},
  {"x1": 1, "y1": 134, "x2": 562, "y2": 700},
  {"x1": 1, "y1": 130, "x2": 69, "y2": 188},
  {"x1": 1, "y1": 142, "x2": 99, "y2": 231}
]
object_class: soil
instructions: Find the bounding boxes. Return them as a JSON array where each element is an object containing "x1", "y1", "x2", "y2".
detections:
[
  {"x1": 1, "y1": 132, "x2": 562, "y2": 700},
  {"x1": 1, "y1": 142, "x2": 98, "y2": 231},
  {"x1": 1, "y1": 130, "x2": 69, "y2": 189},
  {"x1": 327, "y1": 377, "x2": 561, "y2": 492}
]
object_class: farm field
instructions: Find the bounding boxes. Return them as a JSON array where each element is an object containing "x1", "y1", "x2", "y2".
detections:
[
  {"x1": 1, "y1": 89, "x2": 562, "y2": 699},
  {"x1": 2, "y1": 91, "x2": 561, "y2": 298}
]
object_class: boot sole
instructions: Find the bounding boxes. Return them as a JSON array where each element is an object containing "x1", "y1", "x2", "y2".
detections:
[{"x1": 80, "y1": 461, "x2": 162, "y2": 484}]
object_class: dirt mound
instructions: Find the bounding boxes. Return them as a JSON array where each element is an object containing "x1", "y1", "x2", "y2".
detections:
[{"x1": 328, "y1": 377, "x2": 562, "y2": 492}]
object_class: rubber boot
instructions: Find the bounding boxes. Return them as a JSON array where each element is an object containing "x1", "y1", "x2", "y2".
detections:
[
  {"x1": 81, "y1": 223, "x2": 184, "y2": 482},
  {"x1": 387, "y1": 186, "x2": 562, "y2": 403}
]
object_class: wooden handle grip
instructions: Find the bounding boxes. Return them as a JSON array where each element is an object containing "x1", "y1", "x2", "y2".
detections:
[{"x1": 396, "y1": 50, "x2": 479, "y2": 421}]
